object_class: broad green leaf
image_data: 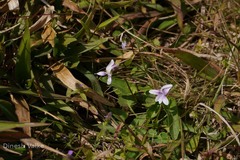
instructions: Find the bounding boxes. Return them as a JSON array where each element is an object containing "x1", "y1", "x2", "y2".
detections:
[
  {"x1": 102, "y1": 77, "x2": 137, "y2": 95},
  {"x1": 98, "y1": 15, "x2": 120, "y2": 29},
  {"x1": 15, "y1": 20, "x2": 31, "y2": 83},
  {"x1": 82, "y1": 148, "x2": 95, "y2": 159},
  {"x1": 131, "y1": 114, "x2": 146, "y2": 126},
  {"x1": 120, "y1": 129, "x2": 135, "y2": 148},
  {"x1": 164, "y1": 99, "x2": 180, "y2": 140},
  {"x1": 162, "y1": 139, "x2": 181, "y2": 159},
  {"x1": 143, "y1": 96, "x2": 156, "y2": 107},
  {"x1": 182, "y1": 122, "x2": 197, "y2": 133},
  {"x1": 186, "y1": 134, "x2": 200, "y2": 153},
  {"x1": 157, "y1": 132, "x2": 170, "y2": 144},
  {"x1": 146, "y1": 104, "x2": 159, "y2": 119},
  {"x1": 166, "y1": 48, "x2": 222, "y2": 81},
  {"x1": 118, "y1": 96, "x2": 135, "y2": 108}
]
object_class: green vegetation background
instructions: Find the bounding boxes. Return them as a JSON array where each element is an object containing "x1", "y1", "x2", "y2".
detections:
[{"x1": 0, "y1": 0, "x2": 240, "y2": 159}]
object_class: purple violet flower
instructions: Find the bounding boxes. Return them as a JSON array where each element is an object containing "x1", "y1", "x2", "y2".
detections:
[
  {"x1": 96, "y1": 59, "x2": 117, "y2": 85},
  {"x1": 149, "y1": 84, "x2": 173, "y2": 105},
  {"x1": 67, "y1": 150, "x2": 73, "y2": 156}
]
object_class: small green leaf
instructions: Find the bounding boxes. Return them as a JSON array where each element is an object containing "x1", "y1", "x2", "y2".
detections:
[
  {"x1": 158, "y1": 19, "x2": 177, "y2": 30},
  {"x1": 142, "y1": 2, "x2": 165, "y2": 12},
  {"x1": 110, "y1": 108, "x2": 128, "y2": 122},
  {"x1": 214, "y1": 95, "x2": 226, "y2": 123},
  {"x1": 63, "y1": 34, "x2": 77, "y2": 46},
  {"x1": 104, "y1": 1, "x2": 132, "y2": 8}
]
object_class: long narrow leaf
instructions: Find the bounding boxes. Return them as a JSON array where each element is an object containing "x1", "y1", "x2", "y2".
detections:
[{"x1": 15, "y1": 20, "x2": 31, "y2": 82}]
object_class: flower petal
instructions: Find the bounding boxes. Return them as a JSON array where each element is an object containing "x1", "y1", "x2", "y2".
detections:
[
  {"x1": 121, "y1": 41, "x2": 127, "y2": 49},
  {"x1": 149, "y1": 89, "x2": 161, "y2": 95},
  {"x1": 107, "y1": 76, "x2": 112, "y2": 85},
  {"x1": 162, "y1": 96, "x2": 169, "y2": 105},
  {"x1": 97, "y1": 71, "x2": 107, "y2": 76},
  {"x1": 156, "y1": 94, "x2": 164, "y2": 104},
  {"x1": 155, "y1": 94, "x2": 162, "y2": 102},
  {"x1": 67, "y1": 150, "x2": 73, "y2": 156},
  {"x1": 161, "y1": 84, "x2": 173, "y2": 95},
  {"x1": 106, "y1": 59, "x2": 115, "y2": 73}
]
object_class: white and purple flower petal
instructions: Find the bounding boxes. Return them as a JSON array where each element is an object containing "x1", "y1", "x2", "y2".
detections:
[
  {"x1": 149, "y1": 89, "x2": 161, "y2": 95},
  {"x1": 97, "y1": 71, "x2": 107, "y2": 76},
  {"x1": 162, "y1": 96, "x2": 169, "y2": 105},
  {"x1": 121, "y1": 41, "x2": 127, "y2": 49},
  {"x1": 107, "y1": 75, "x2": 112, "y2": 85},
  {"x1": 149, "y1": 84, "x2": 173, "y2": 105},
  {"x1": 106, "y1": 59, "x2": 115, "y2": 74},
  {"x1": 67, "y1": 150, "x2": 73, "y2": 156},
  {"x1": 160, "y1": 84, "x2": 173, "y2": 95},
  {"x1": 96, "y1": 59, "x2": 116, "y2": 85}
]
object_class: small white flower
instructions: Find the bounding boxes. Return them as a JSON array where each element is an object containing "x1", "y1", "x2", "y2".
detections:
[
  {"x1": 120, "y1": 33, "x2": 127, "y2": 49},
  {"x1": 121, "y1": 41, "x2": 127, "y2": 49},
  {"x1": 96, "y1": 59, "x2": 117, "y2": 85},
  {"x1": 149, "y1": 84, "x2": 173, "y2": 105}
]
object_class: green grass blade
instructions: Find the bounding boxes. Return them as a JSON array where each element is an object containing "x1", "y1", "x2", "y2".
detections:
[
  {"x1": 15, "y1": 20, "x2": 31, "y2": 83},
  {"x1": 98, "y1": 15, "x2": 120, "y2": 29},
  {"x1": 0, "y1": 121, "x2": 49, "y2": 132},
  {"x1": 0, "y1": 100, "x2": 17, "y2": 121}
]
